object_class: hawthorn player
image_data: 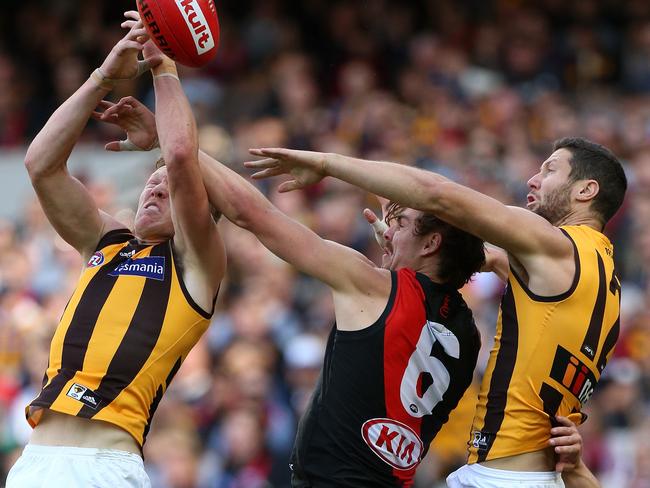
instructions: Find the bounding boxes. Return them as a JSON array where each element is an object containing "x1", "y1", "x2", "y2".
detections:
[{"x1": 6, "y1": 17, "x2": 224, "y2": 488}]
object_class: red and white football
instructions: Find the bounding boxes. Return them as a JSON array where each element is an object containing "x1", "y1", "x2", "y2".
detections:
[{"x1": 137, "y1": 0, "x2": 220, "y2": 68}]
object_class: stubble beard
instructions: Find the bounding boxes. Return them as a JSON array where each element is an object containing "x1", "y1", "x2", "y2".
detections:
[{"x1": 533, "y1": 183, "x2": 573, "y2": 226}]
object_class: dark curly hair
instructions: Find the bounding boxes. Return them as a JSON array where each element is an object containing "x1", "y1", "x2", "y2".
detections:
[{"x1": 385, "y1": 203, "x2": 485, "y2": 289}]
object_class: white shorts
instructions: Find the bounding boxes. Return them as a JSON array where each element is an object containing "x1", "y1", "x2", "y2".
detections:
[
  {"x1": 447, "y1": 463, "x2": 565, "y2": 488},
  {"x1": 6, "y1": 444, "x2": 151, "y2": 488}
]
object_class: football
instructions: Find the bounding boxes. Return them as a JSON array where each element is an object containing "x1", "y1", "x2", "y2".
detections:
[{"x1": 137, "y1": 0, "x2": 220, "y2": 68}]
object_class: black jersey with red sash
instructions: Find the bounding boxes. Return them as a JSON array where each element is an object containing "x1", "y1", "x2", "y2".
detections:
[{"x1": 290, "y1": 268, "x2": 480, "y2": 487}]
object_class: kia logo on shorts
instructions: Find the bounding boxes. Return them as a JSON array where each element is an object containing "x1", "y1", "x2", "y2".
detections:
[{"x1": 361, "y1": 418, "x2": 423, "y2": 470}]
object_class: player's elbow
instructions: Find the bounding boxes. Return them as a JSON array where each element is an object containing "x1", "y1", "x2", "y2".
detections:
[
  {"x1": 232, "y1": 203, "x2": 275, "y2": 235},
  {"x1": 419, "y1": 179, "x2": 450, "y2": 215},
  {"x1": 161, "y1": 132, "x2": 199, "y2": 167},
  {"x1": 163, "y1": 141, "x2": 198, "y2": 169},
  {"x1": 24, "y1": 152, "x2": 53, "y2": 182}
]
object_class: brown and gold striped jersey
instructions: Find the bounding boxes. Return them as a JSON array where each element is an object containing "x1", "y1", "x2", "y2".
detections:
[
  {"x1": 468, "y1": 225, "x2": 620, "y2": 463},
  {"x1": 27, "y1": 229, "x2": 213, "y2": 447}
]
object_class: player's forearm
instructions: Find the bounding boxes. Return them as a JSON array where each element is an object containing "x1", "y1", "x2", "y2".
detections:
[
  {"x1": 152, "y1": 63, "x2": 198, "y2": 167},
  {"x1": 199, "y1": 151, "x2": 273, "y2": 229},
  {"x1": 323, "y1": 153, "x2": 448, "y2": 213},
  {"x1": 562, "y1": 460, "x2": 600, "y2": 488},
  {"x1": 25, "y1": 78, "x2": 110, "y2": 179}
]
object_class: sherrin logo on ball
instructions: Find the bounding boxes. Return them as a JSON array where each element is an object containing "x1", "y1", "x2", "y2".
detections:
[{"x1": 137, "y1": 0, "x2": 220, "y2": 68}]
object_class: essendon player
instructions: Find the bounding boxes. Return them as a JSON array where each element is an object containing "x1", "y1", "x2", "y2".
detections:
[{"x1": 206, "y1": 193, "x2": 484, "y2": 488}]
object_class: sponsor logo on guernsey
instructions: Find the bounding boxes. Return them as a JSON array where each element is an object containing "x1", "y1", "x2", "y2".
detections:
[
  {"x1": 471, "y1": 430, "x2": 493, "y2": 451},
  {"x1": 119, "y1": 249, "x2": 136, "y2": 259},
  {"x1": 87, "y1": 251, "x2": 105, "y2": 268},
  {"x1": 549, "y1": 345, "x2": 597, "y2": 405},
  {"x1": 66, "y1": 383, "x2": 102, "y2": 410},
  {"x1": 109, "y1": 256, "x2": 166, "y2": 281},
  {"x1": 175, "y1": 0, "x2": 215, "y2": 55},
  {"x1": 361, "y1": 418, "x2": 423, "y2": 470}
]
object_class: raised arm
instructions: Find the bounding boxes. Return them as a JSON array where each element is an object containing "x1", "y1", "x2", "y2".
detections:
[
  {"x1": 92, "y1": 94, "x2": 390, "y2": 330},
  {"x1": 147, "y1": 46, "x2": 224, "y2": 308},
  {"x1": 24, "y1": 21, "x2": 158, "y2": 259},
  {"x1": 93, "y1": 94, "x2": 386, "y2": 302},
  {"x1": 198, "y1": 152, "x2": 386, "y2": 298},
  {"x1": 245, "y1": 149, "x2": 574, "y2": 268}
]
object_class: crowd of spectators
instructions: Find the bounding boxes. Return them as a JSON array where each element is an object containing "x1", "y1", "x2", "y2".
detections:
[{"x1": 1, "y1": 0, "x2": 649, "y2": 486}]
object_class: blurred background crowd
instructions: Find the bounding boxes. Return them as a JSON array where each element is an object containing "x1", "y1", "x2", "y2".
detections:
[{"x1": 1, "y1": 0, "x2": 650, "y2": 486}]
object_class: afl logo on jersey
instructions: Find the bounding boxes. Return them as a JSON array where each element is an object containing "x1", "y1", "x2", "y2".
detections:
[
  {"x1": 87, "y1": 251, "x2": 105, "y2": 267},
  {"x1": 361, "y1": 418, "x2": 423, "y2": 470}
]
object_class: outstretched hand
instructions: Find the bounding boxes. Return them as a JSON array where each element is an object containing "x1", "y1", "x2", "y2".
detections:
[
  {"x1": 550, "y1": 416, "x2": 583, "y2": 472},
  {"x1": 92, "y1": 97, "x2": 158, "y2": 151},
  {"x1": 98, "y1": 13, "x2": 162, "y2": 82},
  {"x1": 245, "y1": 148, "x2": 327, "y2": 192}
]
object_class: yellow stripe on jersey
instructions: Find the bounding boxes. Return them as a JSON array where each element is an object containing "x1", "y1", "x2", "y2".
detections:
[
  {"x1": 468, "y1": 225, "x2": 620, "y2": 463},
  {"x1": 27, "y1": 229, "x2": 213, "y2": 447}
]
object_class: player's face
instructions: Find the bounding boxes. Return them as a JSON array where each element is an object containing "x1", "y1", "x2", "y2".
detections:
[
  {"x1": 134, "y1": 167, "x2": 174, "y2": 241},
  {"x1": 381, "y1": 208, "x2": 427, "y2": 270},
  {"x1": 526, "y1": 148, "x2": 574, "y2": 225}
]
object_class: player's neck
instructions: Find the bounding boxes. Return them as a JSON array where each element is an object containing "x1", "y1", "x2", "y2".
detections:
[
  {"x1": 134, "y1": 234, "x2": 169, "y2": 246},
  {"x1": 555, "y1": 211, "x2": 603, "y2": 232},
  {"x1": 413, "y1": 261, "x2": 444, "y2": 284}
]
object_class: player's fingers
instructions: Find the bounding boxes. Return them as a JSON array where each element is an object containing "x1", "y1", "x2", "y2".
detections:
[
  {"x1": 278, "y1": 180, "x2": 302, "y2": 193},
  {"x1": 554, "y1": 416, "x2": 576, "y2": 428},
  {"x1": 116, "y1": 41, "x2": 145, "y2": 55},
  {"x1": 92, "y1": 111, "x2": 118, "y2": 125},
  {"x1": 244, "y1": 158, "x2": 280, "y2": 170},
  {"x1": 137, "y1": 57, "x2": 162, "y2": 75},
  {"x1": 364, "y1": 208, "x2": 389, "y2": 248},
  {"x1": 550, "y1": 435, "x2": 580, "y2": 447},
  {"x1": 121, "y1": 20, "x2": 138, "y2": 30},
  {"x1": 105, "y1": 141, "x2": 122, "y2": 152},
  {"x1": 118, "y1": 96, "x2": 139, "y2": 106},
  {"x1": 250, "y1": 167, "x2": 286, "y2": 180},
  {"x1": 554, "y1": 444, "x2": 580, "y2": 455},
  {"x1": 96, "y1": 100, "x2": 115, "y2": 110},
  {"x1": 124, "y1": 10, "x2": 141, "y2": 21},
  {"x1": 363, "y1": 208, "x2": 379, "y2": 224},
  {"x1": 256, "y1": 147, "x2": 290, "y2": 159},
  {"x1": 119, "y1": 139, "x2": 146, "y2": 151},
  {"x1": 550, "y1": 426, "x2": 574, "y2": 437},
  {"x1": 126, "y1": 27, "x2": 148, "y2": 41},
  {"x1": 364, "y1": 209, "x2": 389, "y2": 235},
  {"x1": 103, "y1": 101, "x2": 134, "y2": 117}
]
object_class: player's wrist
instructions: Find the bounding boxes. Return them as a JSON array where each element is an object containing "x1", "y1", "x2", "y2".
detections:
[
  {"x1": 152, "y1": 61, "x2": 178, "y2": 79},
  {"x1": 90, "y1": 68, "x2": 116, "y2": 91}
]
